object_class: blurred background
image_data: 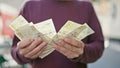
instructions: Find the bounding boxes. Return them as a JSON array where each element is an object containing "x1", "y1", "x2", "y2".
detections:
[{"x1": 0, "y1": 0, "x2": 120, "y2": 68}]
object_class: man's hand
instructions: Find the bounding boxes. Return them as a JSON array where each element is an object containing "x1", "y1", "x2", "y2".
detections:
[
  {"x1": 17, "y1": 38, "x2": 47, "y2": 59},
  {"x1": 53, "y1": 37, "x2": 85, "y2": 59}
]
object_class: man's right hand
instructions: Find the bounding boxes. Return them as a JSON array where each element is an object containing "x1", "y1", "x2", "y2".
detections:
[{"x1": 17, "y1": 37, "x2": 47, "y2": 59}]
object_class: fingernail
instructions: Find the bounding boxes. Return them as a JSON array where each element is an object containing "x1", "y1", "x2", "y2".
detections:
[
  {"x1": 53, "y1": 39, "x2": 59, "y2": 42},
  {"x1": 19, "y1": 51, "x2": 22, "y2": 55},
  {"x1": 24, "y1": 55, "x2": 28, "y2": 58},
  {"x1": 58, "y1": 39, "x2": 62, "y2": 42},
  {"x1": 53, "y1": 44, "x2": 57, "y2": 48},
  {"x1": 58, "y1": 40, "x2": 63, "y2": 44},
  {"x1": 29, "y1": 39, "x2": 34, "y2": 42},
  {"x1": 38, "y1": 38, "x2": 42, "y2": 41},
  {"x1": 64, "y1": 37, "x2": 69, "y2": 41},
  {"x1": 43, "y1": 42, "x2": 47, "y2": 45}
]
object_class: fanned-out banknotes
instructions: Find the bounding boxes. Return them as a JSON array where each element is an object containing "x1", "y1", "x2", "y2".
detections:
[{"x1": 9, "y1": 15, "x2": 94, "y2": 59}]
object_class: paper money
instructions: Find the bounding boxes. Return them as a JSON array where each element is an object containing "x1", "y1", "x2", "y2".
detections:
[
  {"x1": 52, "y1": 21, "x2": 94, "y2": 41},
  {"x1": 57, "y1": 20, "x2": 81, "y2": 36},
  {"x1": 52, "y1": 20, "x2": 82, "y2": 41},
  {"x1": 76, "y1": 23, "x2": 95, "y2": 40},
  {"x1": 9, "y1": 15, "x2": 28, "y2": 31},
  {"x1": 10, "y1": 16, "x2": 55, "y2": 58},
  {"x1": 34, "y1": 19, "x2": 56, "y2": 38},
  {"x1": 10, "y1": 15, "x2": 95, "y2": 59},
  {"x1": 14, "y1": 24, "x2": 39, "y2": 40},
  {"x1": 34, "y1": 19, "x2": 56, "y2": 58}
]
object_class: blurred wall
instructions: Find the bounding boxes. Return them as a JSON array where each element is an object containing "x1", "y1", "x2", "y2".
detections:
[
  {"x1": 0, "y1": 0, "x2": 25, "y2": 10},
  {"x1": 110, "y1": 0, "x2": 120, "y2": 39}
]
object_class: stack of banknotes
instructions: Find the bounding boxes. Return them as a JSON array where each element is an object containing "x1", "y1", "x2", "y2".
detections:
[{"x1": 9, "y1": 15, "x2": 94, "y2": 59}]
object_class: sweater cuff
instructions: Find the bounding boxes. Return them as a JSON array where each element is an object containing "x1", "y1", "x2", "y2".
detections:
[
  {"x1": 70, "y1": 45, "x2": 86, "y2": 63},
  {"x1": 16, "y1": 48, "x2": 31, "y2": 63},
  {"x1": 70, "y1": 54, "x2": 84, "y2": 63}
]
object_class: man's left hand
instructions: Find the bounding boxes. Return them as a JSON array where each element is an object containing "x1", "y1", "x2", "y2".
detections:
[{"x1": 53, "y1": 37, "x2": 85, "y2": 59}]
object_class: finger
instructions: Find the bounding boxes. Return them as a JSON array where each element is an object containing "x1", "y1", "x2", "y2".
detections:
[
  {"x1": 30, "y1": 46, "x2": 50, "y2": 59},
  {"x1": 64, "y1": 37, "x2": 83, "y2": 48},
  {"x1": 53, "y1": 44, "x2": 76, "y2": 58},
  {"x1": 56, "y1": 40, "x2": 81, "y2": 54},
  {"x1": 30, "y1": 49, "x2": 44, "y2": 59},
  {"x1": 17, "y1": 38, "x2": 34, "y2": 48},
  {"x1": 19, "y1": 38, "x2": 43, "y2": 55},
  {"x1": 25, "y1": 42, "x2": 47, "y2": 59}
]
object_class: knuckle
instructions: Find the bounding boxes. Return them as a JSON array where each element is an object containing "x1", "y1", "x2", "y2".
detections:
[
  {"x1": 26, "y1": 46, "x2": 33, "y2": 51},
  {"x1": 19, "y1": 51, "x2": 23, "y2": 55},
  {"x1": 17, "y1": 42, "x2": 23, "y2": 48},
  {"x1": 41, "y1": 42, "x2": 46, "y2": 46},
  {"x1": 32, "y1": 53, "x2": 40, "y2": 59},
  {"x1": 19, "y1": 49, "x2": 25, "y2": 55},
  {"x1": 24, "y1": 55, "x2": 29, "y2": 58},
  {"x1": 75, "y1": 54, "x2": 79, "y2": 58}
]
